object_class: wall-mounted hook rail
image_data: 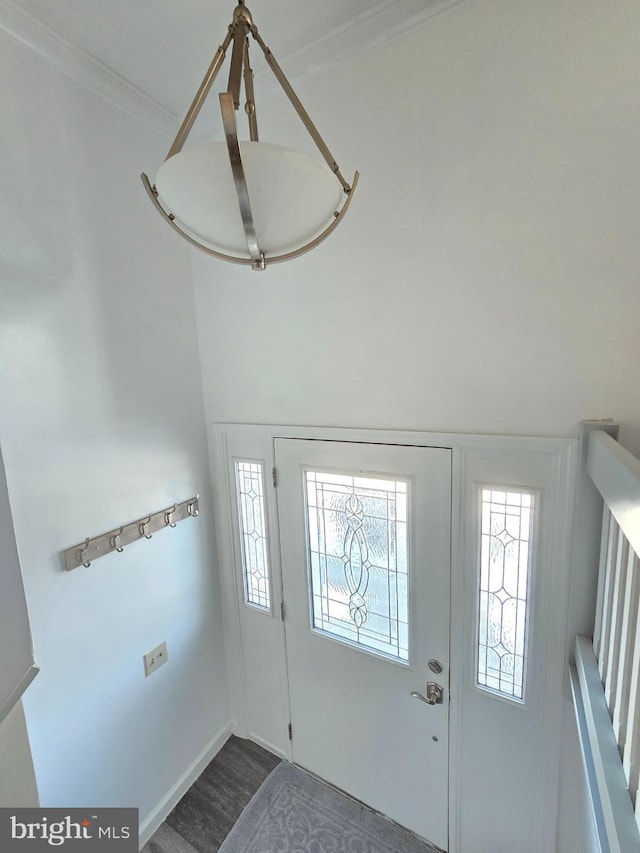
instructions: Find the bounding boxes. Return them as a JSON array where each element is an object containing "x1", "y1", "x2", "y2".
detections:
[{"x1": 62, "y1": 496, "x2": 200, "y2": 572}]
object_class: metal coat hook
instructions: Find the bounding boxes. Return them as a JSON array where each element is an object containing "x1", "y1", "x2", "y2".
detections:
[
  {"x1": 77, "y1": 537, "x2": 91, "y2": 568},
  {"x1": 62, "y1": 495, "x2": 199, "y2": 571},
  {"x1": 140, "y1": 516, "x2": 153, "y2": 539},
  {"x1": 111, "y1": 527, "x2": 125, "y2": 553}
]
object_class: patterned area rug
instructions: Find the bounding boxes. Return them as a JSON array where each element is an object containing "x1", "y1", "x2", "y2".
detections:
[{"x1": 218, "y1": 761, "x2": 443, "y2": 853}]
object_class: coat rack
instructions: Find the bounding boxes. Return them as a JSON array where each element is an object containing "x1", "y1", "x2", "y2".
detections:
[{"x1": 62, "y1": 496, "x2": 199, "y2": 571}]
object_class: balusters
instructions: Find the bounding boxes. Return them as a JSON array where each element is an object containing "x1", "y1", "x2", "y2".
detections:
[
  {"x1": 598, "y1": 512, "x2": 620, "y2": 685},
  {"x1": 613, "y1": 550, "x2": 639, "y2": 753},
  {"x1": 594, "y1": 508, "x2": 640, "y2": 812}
]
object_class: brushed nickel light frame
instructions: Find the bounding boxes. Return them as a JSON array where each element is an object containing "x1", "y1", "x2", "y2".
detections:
[{"x1": 141, "y1": 1, "x2": 359, "y2": 270}]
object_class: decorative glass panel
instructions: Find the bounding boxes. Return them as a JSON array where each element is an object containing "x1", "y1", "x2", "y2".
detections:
[
  {"x1": 305, "y1": 470, "x2": 409, "y2": 661},
  {"x1": 477, "y1": 489, "x2": 534, "y2": 701},
  {"x1": 235, "y1": 461, "x2": 270, "y2": 610}
]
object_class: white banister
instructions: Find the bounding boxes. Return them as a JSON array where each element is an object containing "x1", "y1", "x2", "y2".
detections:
[
  {"x1": 573, "y1": 636, "x2": 640, "y2": 852},
  {"x1": 572, "y1": 429, "x2": 640, "y2": 852},
  {"x1": 588, "y1": 431, "x2": 640, "y2": 559}
]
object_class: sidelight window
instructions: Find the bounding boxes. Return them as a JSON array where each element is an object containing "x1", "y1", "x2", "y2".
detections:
[
  {"x1": 235, "y1": 461, "x2": 271, "y2": 610},
  {"x1": 476, "y1": 488, "x2": 534, "y2": 701}
]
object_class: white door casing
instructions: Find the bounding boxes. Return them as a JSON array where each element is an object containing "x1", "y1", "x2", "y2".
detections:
[
  {"x1": 212, "y1": 424, "x2": 576, "y2": 853},
  {"x1": 275, "y1": 438, "x2": 452, "y2": 849}
]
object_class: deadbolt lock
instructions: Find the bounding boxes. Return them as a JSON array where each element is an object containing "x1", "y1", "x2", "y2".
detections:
[{"x1": 428, "y1": 659, "x2": 443, "y2": 674}]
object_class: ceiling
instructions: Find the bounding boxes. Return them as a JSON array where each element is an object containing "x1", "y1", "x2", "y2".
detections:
[{"x1": 8, "y1": 0, "x2": 464, "y2": 118}]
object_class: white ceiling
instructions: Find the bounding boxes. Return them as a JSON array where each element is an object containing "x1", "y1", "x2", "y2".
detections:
[{"x1": 7, "y1": 0, "x2": 464, "y2": 118}]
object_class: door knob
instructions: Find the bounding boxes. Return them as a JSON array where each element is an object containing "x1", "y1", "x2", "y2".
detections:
[{"x1": 410, "y1": 682, "x2": 444, "y2": 705}]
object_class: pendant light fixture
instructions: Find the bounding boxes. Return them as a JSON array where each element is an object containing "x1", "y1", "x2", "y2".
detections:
[{"x1": 141, "y1": 1, "x2": 359, "y2": 270}]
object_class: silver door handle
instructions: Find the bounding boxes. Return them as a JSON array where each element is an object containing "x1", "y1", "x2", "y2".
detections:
[{"x1": 411, "y1": 683, "x2": 444, "y2": 705}]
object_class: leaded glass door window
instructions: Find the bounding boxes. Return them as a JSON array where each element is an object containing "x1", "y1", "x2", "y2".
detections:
[{"x1": 305, "y1": 470, "x2": 409, "y2": 661}]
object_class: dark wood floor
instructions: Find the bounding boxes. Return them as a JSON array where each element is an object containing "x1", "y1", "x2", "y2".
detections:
[{"x1": 143, "y1": 736, "x2": 281, "y2": 853}]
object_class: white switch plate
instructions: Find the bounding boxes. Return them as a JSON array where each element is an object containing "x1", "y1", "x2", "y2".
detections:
[{"x1": 144, "y1": 641, "x2": 168, "y2": 677}]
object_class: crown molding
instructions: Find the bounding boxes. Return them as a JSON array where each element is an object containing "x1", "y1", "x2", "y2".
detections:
[
  {"x1": 0, "y1": 0, "x2": 464, "y2": 141},
  {"x1": 0, "y1": 0, "x2": 177, "y2": 137},
  {"x1": 189, "y1": 0, "x2": 466, "y2": 140},
  {"x1": 256, "y1": 0, "x2": 466, "y2": 98}
]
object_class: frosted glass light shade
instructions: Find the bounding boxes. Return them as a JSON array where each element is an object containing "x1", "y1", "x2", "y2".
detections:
[{"x1": 155, "y1": 141, "x2": 344, "y2": 258}]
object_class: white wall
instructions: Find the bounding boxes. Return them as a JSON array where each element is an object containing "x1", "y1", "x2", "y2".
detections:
[
  {"x1": 193, "y1": 1, "x2": 640, "y2": 850},
  {"x1": 194, "y1": 0, "x2": 640, "y2": 454},
  {"x1": 0, "y1": 27, "x2": 230, "y2": 825}
]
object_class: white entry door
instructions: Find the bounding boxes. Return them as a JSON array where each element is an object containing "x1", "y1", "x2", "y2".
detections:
[{"x1": 275, "y1": 438, "x2": 451, "y2": 850}]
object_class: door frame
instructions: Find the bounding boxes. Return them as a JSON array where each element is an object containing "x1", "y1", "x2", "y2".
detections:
[{"x1": 211, "y1": 423, "x2": 577, "y2": 853}]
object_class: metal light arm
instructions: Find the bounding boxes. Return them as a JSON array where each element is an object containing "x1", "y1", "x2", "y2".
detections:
[
  {"x1": 219, "y1": 91, "x2": 264, "y2": 269},
  {"x1": 165, "y1": 28, "x2": 234, "y2": 162},
  {"x1": 250, "y1": 27, "x2": 352, "y2": 193},
  {"x1": 243, "y1": 38, "x2": 259, "y2": 142},
  {"x1": 227, "y1": 12, "x2": 249, "y2": 109}
]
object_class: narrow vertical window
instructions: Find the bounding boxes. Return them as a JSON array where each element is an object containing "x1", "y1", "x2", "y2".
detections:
[
  {"x1": 235, "y1": 461, "x2": 271, "y2": 610},
  {"x1": 477, "y1": 489, "x2": 534, "y2": 701}
]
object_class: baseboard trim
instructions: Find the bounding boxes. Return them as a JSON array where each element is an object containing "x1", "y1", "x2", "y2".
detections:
[
  {"x1": 244, "y1": 730, "x2": 288, "y2": 760},
  {"x1": 138, "y1": 720, "x2": 233, "y2": 848}
]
